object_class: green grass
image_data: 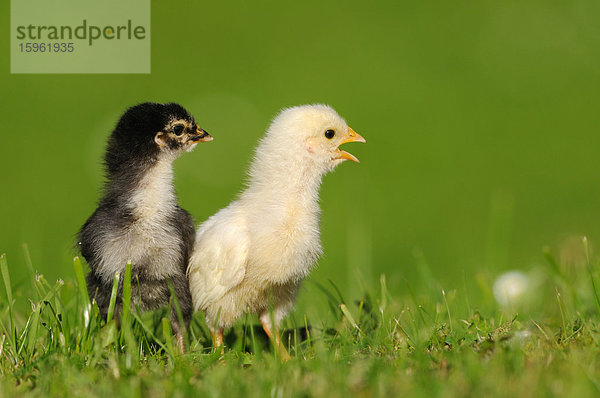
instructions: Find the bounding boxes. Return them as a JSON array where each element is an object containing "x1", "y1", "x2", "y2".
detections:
[
  {"x1": 3, "y1": 0, "x2": 600, "y2": 295},
  {"x1": 2, "y1": 240, "x2": 600, "y2": 397}
]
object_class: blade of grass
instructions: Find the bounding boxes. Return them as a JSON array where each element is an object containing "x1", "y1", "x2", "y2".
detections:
[
  {"x1": 121, "y1": 262, "x2": 132, "y2": 328},
  {"x1": 73, "y1": 256, "x2": 90, "y2": 307},
  {"x1": 379, "y1": 274, "x2": 388, "y2": 313},
  {"x1": 42, "y1": 301, "x2": 64, "y2": 348},
  {"x1": 161, "y1": 317, "x2": 175, "y2": 359},
  {"x1": 18, "y1": 309, "x2": 35, "y2": 358},
  {"x1": 583, "y1": 237, "x2": 600, "y2": 317},
  {"x1": 22, "y1": 243, "x2": 37, "y2": 300},
  {"x1": 0, "y1": 333, "x2": 5, "y2": 366},
  {"x1": 0, "y1": 254, "x2": 17, "y2": 358},
  {"x1": 128, "y1": 312, "x2": 169, "y2": 354},
  {"x1": 311, "y1": 281, "x2": 342, "y2": 320},
  {"x1": 167, "y1": 281, "x2": 187, "y2": 350},
  {"x1": 107, "y1": 272, "x2": 120, "y2": 323},
  {"x1": 412, "y1": 247, "x2": 437, "y2": 294},
  {"x1": 340, "y1": 303, "x2": 365, "y2": 336},
  {"x1": 304, "y1": 314, "x2": 312, "y2": 351},
  {"x1": 249, "y1": 315, "x2": 260, "y2": 359},
  {"x1": 556, "y1": 288, "x2": 567, "y2": 342},
  {"x1": 403, "y1": 278, "x2": 427, "y2": 328},
  {"x1": 328, "y1": 279, "x2": 346, "y2": 305},
  {"x1": 543, "y1": 246, "x2": 580, "y2": 306},
  {"x1": 0, "y1": 254, "x2": 13, "y2": 320},
  {"x1": 119, "y1": 261, "x2": 139, "y2": 364},
  {"x1": 462, "y1": 269, "x2": 472, "y2": 317},
  {"x1": 35, "y1": 278, "x2": 65, "y2": 352},
  {"x1": 73, "y1": 256, "x2": 92, "y2": 350},
  {"x1": 442, "y1": 288, "x2": 453, "y2": 335},
  {"x1": 37, "y1": 276, "x2": 69, "y2": 347},
  {"x1": 393, "y1": 317, "x2": 416, "y2": 348},
  {"x1": 26, "y1": 301, "x2": 41, "y2": 360}
]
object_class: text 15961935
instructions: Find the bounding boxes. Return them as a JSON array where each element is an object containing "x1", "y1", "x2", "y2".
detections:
[{"x1": 19, "y1": 42, "x2": 74, "y2": 53}]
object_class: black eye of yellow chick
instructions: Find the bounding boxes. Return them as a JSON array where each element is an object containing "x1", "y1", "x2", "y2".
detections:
[
  {"x1": 173, "y1": 124, "x2": 185, "y2": 135},
  {"x1": 325, "y1": 129, "x2": 335, "y2": 139}
]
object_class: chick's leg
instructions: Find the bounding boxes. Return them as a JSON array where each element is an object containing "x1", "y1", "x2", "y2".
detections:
[
  {"x1": 209, "y1": 327, "x2": 224, "y2": 355},
  {"x1": 259, "y1": 310, "x2": 291, "y2": 362},
  {"x1": 168, "y1": 273, "x2": 193, "y2": 353},
  {"x1": 171, "y1": 319, "x2": 187, "y2": 353}
]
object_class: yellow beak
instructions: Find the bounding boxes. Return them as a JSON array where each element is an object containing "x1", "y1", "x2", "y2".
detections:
[{"x1": 336, "y1": 127, "x2": 366, "y2": 163}]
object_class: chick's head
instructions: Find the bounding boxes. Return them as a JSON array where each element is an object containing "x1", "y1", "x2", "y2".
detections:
[
  {"x1": 264, "y1": 104, "x2": 365, "y2": 174},
  {"x1": 111, "y1": 102, "x2": 212, "y2": 160}
]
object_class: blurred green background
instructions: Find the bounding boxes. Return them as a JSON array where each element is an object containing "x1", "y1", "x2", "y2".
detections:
[{"x1": 1, "y1": 1, "x2": 599, "y2": 310}]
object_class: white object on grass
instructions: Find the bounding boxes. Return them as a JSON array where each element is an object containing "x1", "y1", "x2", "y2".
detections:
[{"x1": 493, "y1": 271, "x2": 529, "y2": 307}]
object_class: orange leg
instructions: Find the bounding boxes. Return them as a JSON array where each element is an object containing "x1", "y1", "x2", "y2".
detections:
[
  {"x1": 260, "y1": 318, "x2": 291, "y2": 362},
  {"x1": 210, "y1": 329, "x2": 225, "y2": 355}
]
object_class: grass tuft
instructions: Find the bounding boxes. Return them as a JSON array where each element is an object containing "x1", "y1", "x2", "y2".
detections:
[{"x1": 2, "y1": 242, "x2": 600, "y2": 396}]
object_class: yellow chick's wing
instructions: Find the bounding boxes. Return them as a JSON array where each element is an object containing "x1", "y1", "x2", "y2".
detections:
[{"x1": 187, "y1": 206, "x2": 248, "y2": 313}]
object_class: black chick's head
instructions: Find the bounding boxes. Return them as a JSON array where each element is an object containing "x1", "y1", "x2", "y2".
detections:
[{"x1": 105, "y1": 102, "x2": 212, "y2": 173}]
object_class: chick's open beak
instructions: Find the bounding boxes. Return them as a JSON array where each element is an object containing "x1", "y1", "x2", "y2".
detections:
[
  {"x1": 335, "y1": 127, "x2": 366, "y2": 163},
  {"x1": 190, "y1": 125, "x2": 213, "y2": 142}
]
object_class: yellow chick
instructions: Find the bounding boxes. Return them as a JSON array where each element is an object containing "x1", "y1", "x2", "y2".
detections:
[{"x1": 187, "y1": 104, "x2": 365, "y2": 359}]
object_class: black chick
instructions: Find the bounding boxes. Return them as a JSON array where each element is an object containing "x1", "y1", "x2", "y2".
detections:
[{"x1": 78, "y1": 102, "x2": 212, "y2": 349}]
